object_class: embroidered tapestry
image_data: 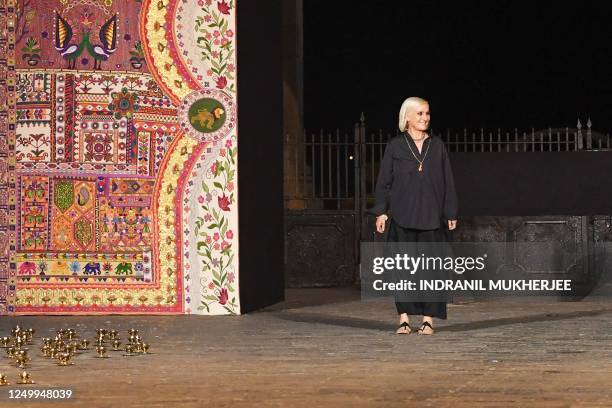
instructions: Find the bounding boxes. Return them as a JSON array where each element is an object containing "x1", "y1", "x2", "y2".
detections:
[{"x1": 0, "y1": 0, "x2": 240, "y2": 315}]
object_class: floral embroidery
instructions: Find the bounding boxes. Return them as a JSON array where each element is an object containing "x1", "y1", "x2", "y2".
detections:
[
  {"x1": 195, "y1": 0, "x2": 236, "y2": 93},
  {"x1": 108, "y1": 87, "x2": 140, "y2": 119},
  {"x1": 194, "y1": 142, "x2": 237, "y2": 314}
]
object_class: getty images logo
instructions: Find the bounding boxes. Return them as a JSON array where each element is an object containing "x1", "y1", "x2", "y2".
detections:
[{"x1": 372, "y1": 254, "x2": 488, "y2": 275}]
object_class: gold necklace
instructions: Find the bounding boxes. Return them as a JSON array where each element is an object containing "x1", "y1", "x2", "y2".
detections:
[
  {"x1": 406, "y1": 131, "x2": 426, "y2": 142},
  {"x1": 404, "y1": 135, "x2": 430, "y2": 172}
]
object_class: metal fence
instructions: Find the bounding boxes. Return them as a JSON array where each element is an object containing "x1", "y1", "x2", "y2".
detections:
[
  {"x1": 283, "y1": 117, "x2": 612, "y2": 287},
  {"x1": 284, "y1": 116, "x2": 609, "y2": 209}
]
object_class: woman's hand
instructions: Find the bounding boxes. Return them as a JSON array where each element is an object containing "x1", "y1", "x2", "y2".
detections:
[
  {"x1": 448, "y1": 219, "x2": 457, "y2": 230},
  {"x1": 376, "y1": 215, "x2": 388, "y2": 233}
]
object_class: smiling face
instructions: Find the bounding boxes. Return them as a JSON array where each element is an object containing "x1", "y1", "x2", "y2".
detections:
[{"x1": 405, "y1": 103, "x2": 430, "y2": 132}]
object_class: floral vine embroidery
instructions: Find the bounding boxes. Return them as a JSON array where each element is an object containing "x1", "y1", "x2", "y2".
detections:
[
  {"x1": 195, "y1": 0, "x2": 236, "y2": 93},
  {"x1": 194, "y1": 139, "x2": 237, "y2": 314}
]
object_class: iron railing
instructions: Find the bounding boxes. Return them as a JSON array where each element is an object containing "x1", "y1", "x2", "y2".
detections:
[{"x1": 284, "y1": 116, "x2": 608, "y2": 209}]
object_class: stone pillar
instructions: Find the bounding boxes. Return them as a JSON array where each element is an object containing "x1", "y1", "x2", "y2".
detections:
[{"x1": 282, "y1": 0, "x2": 306, "y2": 209}]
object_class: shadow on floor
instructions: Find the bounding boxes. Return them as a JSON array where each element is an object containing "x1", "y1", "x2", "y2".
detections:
[{"x1": 271, "y1": 307, "x2": 612, "y2": 333}]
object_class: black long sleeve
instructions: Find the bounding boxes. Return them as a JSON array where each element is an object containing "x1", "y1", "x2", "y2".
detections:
[{"x1": 370, "y1": 135, "x2": 459, "y2": 229}]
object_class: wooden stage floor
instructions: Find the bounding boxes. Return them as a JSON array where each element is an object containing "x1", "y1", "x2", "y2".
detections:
[{"x1": 1, "y1": 287, "x2": 612, "y2": 407}]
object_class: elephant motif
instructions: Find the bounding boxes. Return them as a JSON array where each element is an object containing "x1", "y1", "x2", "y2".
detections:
[
  {"x1": 19, "y1": 262, "x2": 37, "y2": 275},
  {"x1": 82, "y1": 262, "x2": 101, "y2": 275},
  {"x1": 115, "y1": 262, "x2": 133, "y2": 275},
  {"x1": 49, "y1": 261, "x2": 70, "y2": 275}
]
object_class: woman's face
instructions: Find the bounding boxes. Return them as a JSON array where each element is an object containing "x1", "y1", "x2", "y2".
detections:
[{"x1": 405, "y1": 103, "x2": 430, "y2": 131}]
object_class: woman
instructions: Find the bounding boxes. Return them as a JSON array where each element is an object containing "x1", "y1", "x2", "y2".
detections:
[{"x1": 371, "y1": 96, "x2": 458, "y2": 335}]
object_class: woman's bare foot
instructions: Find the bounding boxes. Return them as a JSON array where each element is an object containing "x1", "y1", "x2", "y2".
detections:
[{"x1": 396, "y1": 313, "x2": 410, "y2": 334}]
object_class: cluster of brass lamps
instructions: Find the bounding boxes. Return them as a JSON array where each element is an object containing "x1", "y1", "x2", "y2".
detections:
[{"x1": 1, "y1": 325, "x2": 151, "y2": 385}]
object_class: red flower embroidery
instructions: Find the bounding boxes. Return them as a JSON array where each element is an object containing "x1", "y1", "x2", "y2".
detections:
[
  {"x1": 218, "y1": 193, "x2": 231, "y2": 211},
  {"x1": 218, "y1": 288, "x2": 229, "y2": 305},
  {"x1": 217, "y1": 0, "x2": 230, "y2": 15},
  {"x1": 216, "y1": 76, "x2": 227, "y2": 89}
]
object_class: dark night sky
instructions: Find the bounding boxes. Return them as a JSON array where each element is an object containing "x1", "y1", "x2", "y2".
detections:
[{"x1": 303, "y1": 1, "x2": 612, "y2": 132}]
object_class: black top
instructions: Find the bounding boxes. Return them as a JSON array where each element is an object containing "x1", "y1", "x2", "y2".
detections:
[{"x1": 370, "y1": 134, "x2": 458, "y2": 230}]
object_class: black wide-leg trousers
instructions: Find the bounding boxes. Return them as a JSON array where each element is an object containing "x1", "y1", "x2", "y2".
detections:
[{"x1": 387, "y1": 219, "x2": 448, "y2": 319}]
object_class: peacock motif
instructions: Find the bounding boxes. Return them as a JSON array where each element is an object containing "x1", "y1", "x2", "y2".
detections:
[
  {"x1": 54, "y1": 12, "x2": 81, "y2": 69},
  {"x1": 54, "y1": 11, "x2": 118, "y2": 70}
]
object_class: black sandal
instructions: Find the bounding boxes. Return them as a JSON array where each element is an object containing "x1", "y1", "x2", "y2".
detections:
[
  {"x1": 417, "y1": 321, "x2": 434, "y2": 335},
  {"x1": 396, "y1": 321, "x2": 411, "y2": 334}
]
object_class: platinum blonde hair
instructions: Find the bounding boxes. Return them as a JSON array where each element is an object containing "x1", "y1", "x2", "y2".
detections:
[{"x1": 398, "y1": 97, "x2": 429, "y2": 132}]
